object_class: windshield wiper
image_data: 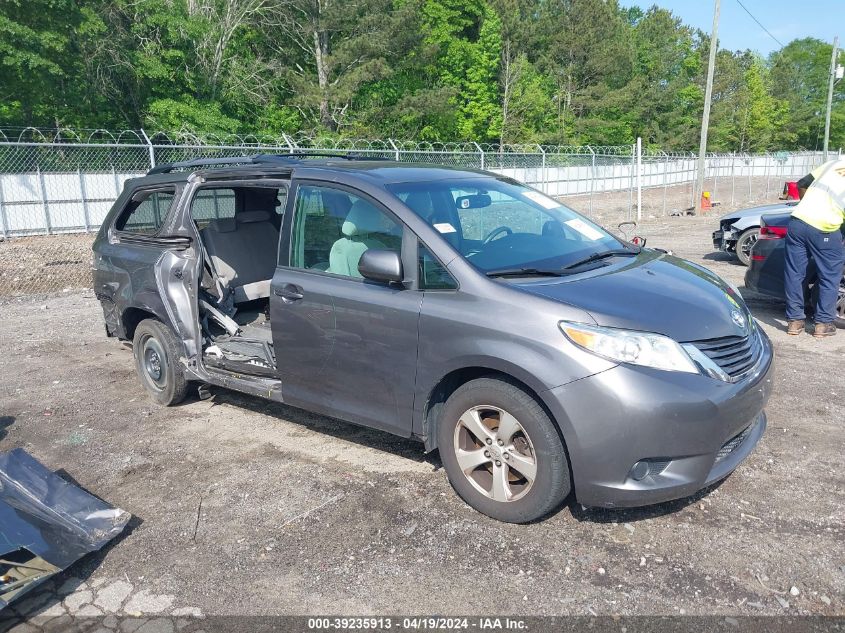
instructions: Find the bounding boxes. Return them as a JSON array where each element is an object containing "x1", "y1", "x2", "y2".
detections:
[
  {"x1": 485, "y1": 267, "x2": 571, "y2": 278},
  {"x1": 561, "y1": 248, "x2": 640, "y2": 270}
]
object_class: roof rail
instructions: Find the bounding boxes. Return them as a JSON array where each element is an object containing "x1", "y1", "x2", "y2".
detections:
[
  {"x1": 147, "y1": 156, "x2": 255, "y2": 175},
  {"x1": 147, "y1": 152, "x2": 390, "y2": 175}
]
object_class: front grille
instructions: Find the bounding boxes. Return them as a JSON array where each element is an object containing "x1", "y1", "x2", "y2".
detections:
[
  {"x1": 688, "y1": 330, "x2": 761, "y2": 379},
  {"x1": 715, "y1": 421, "x2": 755, "y2": 463}
]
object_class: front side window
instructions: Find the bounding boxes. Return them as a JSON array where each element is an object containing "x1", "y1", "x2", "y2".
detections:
[
  {"x1": 115, "y1": 188, "x2": 175, "y2": 234},
  {"x1": 418, "y1": 243, "x2": 457, "y2": 290},
  {"x1": 389, "y1": 179, "x2": 623, "y2": 273},
  {"x1": 291, "y1": 185, "x2": 402, "y2": 278}
]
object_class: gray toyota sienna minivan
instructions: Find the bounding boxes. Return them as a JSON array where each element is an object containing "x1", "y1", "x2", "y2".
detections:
[{"x1": 93, "y1": 155, "x2": 773, "y2": 523}]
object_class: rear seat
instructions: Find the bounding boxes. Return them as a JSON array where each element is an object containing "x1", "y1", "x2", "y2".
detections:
[{"x1": 200, "y1": 210, "x2": 280, "y2": 304}]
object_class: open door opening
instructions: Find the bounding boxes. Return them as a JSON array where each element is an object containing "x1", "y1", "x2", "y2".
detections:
[{"x1": 191, "y1": 182, "x2": 288, "y2": 378}]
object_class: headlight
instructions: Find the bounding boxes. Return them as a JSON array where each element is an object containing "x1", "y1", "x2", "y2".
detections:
[{"x1": 559, "y1": 321, "x2": 699, "y2": 374}]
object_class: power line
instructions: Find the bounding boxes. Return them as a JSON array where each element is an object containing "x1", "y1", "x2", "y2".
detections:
[{"x1": 735, "y1": 0, "x2": 785, "y2": 49}]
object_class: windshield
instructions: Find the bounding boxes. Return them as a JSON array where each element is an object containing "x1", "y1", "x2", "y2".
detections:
[{"x1": 386, "y1": 177, "x2": 625, "y2": 273}]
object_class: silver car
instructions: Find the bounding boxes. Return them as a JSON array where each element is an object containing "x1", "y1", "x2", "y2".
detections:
[{"x1": 713, "y1": 201, "x2": 797, "y2": 265}]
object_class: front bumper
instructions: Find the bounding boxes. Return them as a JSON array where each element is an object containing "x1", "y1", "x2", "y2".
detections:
[
  {"x1": 543, "y1": 330, "x2": 774, "y2": 508},
  {"x1": 712, "y1": 227, "x2": 735, "y2": 251}
]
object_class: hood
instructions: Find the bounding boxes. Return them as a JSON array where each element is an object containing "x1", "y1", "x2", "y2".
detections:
[
  {"x1": 515, "y1": 250, "x2": 750, "y2": 342},
  {"x1": 719, "y1": 202, "x2": 795, "y2": 222}
]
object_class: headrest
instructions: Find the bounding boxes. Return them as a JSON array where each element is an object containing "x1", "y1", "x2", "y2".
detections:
[
  {"x1": 238, "y1": 210, "x2": 271, "y2": 224},
  {"x1": 209, "y1": 217, "x2": 237, "y2": 233},
  {"x1": 322, "y1": 191, "x2": 353, "y2": 218},
  {"x1": 342, "y1": 200, "x2": 388, "y2": 237}
]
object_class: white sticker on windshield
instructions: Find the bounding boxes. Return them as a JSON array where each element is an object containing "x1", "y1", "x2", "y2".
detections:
[
  {"x1": 434, "y1": 222, "x2": 457, "y2": 234},
  {"x1": 564, "y1": 219, "x2": 604, "y2": 241},
  {"x1": 522, "y1": 190, "x2": 561, "y2": 210}
]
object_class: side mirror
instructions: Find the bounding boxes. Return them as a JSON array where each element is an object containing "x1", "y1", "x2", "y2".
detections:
[
  {"x1": 631, "y1": 235, "x2": 647, "y2": 247},
  {"x1": 358, "y1": 249, "x2": 403, "y2": 284}
]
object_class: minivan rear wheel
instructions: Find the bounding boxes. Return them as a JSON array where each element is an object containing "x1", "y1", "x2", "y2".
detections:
[
  {"x1": 133, "y1": 319, "x2": 189, "y2": 406},
  {"x1": 437, "y1": 378, "x2": 570, "y2": 523}
]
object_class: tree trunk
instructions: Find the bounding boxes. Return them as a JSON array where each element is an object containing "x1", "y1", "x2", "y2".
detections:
[
  {"x1": 314, "y1": 29, "x2": 333, "y2": 130},
  {"x1": 500, "y1": 40, "x2": 511, "y2": 148}
]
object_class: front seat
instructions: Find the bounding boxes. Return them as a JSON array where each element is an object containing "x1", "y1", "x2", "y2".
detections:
[
  {"x1": 200, "y1": 210, "x2": 280, "y2": 303},
  {"x1": 403, "y1": 190, "x2": 462, "y2": 250},
  {"x1": 328, "y1": 200, "x2": 390, "y2": 277}
]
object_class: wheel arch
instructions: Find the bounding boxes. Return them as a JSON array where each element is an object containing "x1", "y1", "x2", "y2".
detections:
[
  {"x1": 731, "y1": 215, "x2": 761, "y2": 232},
  {"x1": 420, "y1": 366, "x2": 563, "y2": 454},
  {"x1": 120, "y1": 306, "x2": 166, "y2": 340}
]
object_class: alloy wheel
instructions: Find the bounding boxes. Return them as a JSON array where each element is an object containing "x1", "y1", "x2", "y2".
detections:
[
  {"x1": 453, "y1": 405, "x2": 537, "y2": 502},
  {"x1": 738, "y1": 231, "x2": 758, "y2": 263}
]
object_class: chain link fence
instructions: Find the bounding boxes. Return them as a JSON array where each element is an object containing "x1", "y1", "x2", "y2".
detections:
[{"x1": 0, "y1": 127, "x2": 833, "y2": 297}]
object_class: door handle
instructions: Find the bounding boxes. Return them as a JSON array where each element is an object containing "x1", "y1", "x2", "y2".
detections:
[{"x1": 275, "y1": 284, "x2": 304, "y2": 301}]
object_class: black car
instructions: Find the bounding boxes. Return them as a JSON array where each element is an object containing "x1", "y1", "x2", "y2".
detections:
[{"x1": 744, "y1": 212, "x2": 845, "y2": 326}]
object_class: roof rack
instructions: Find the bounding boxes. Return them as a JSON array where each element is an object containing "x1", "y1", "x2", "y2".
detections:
[{"x1": 146, "y1": 152, "x2": 389, "y2": 175}]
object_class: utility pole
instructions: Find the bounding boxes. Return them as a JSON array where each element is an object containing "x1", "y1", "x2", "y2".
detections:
[
  {"x1": 823, "y1": 36, "x2": 839, "y2": 162},
  {"x1": 694, "y1": 0, "x2": 720, "y2": 213}
]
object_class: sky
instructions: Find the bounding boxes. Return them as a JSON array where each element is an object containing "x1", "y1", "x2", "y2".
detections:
[{"x1": 618, "y1": 0, "x2": 842, "y2": 56}]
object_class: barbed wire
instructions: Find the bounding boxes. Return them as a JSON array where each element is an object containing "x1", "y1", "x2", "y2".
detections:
[{"x1": 0, "y1": 127, "x2": 826, "y2": 158}]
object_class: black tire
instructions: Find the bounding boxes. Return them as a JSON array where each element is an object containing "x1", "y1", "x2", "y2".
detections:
[
  {"x1": 838, "y1": 284, "x2": 845, "y2": 329},
  {"x1": 735, "y1": 228, "x2": 758, "y2": 266},
  {"x1": 809, "y1": 282, "x2": 845, "y2": 329},
  {"x1": 132, "y1": 318, "x2": 189, "y2": 406},
  {"x1": 437, "y1": 377, "x2": 571, "y2": 523}
]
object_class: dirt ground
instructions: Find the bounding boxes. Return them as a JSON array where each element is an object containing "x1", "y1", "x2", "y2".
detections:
[{"x1": 0, "y1": 213, "x2": 843, "y2": 628}]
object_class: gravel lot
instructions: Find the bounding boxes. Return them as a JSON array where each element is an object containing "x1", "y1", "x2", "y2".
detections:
[{"x1": 0, "y1": 213, "x2": 843, "y2": 626}]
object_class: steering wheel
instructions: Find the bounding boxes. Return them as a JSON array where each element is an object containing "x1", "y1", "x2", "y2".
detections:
[{"x1": 482, "y1": 226, "x2": 513, "y2": 245}]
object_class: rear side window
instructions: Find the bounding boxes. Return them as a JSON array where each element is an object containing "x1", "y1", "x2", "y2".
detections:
[
  {"x1": 115, "y1": 189, "x2": 175, "y2": 234},
  {"x1": 191, "y1": 188, "x2": 236, "y2": 228}
]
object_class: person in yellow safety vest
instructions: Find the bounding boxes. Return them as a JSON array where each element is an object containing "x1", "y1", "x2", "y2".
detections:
[{"x1": 784, "y1": 159, "x2": 845, "y2": 337}]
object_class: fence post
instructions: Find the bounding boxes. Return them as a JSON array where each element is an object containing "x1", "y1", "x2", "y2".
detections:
[
  {"x1": 388, "y1": 138, "x2": 400, "y2": 161},
  {"x1": 764, "y1": 152, "x2": 771, "y2": 199},
  {"x1": 747, "y1": 154, "x2": 752, "y2": 200},
  {"x1": 661, "y1": 151, "x2": 668, "y2": 216},
  {"x1": 37, "y1": 165, "x2": 51, "y2": 235},
  {"x1": 537, "y1": 144, "x2": 547, "y2": 194},
  {"x1": 0, "y1": 174, "x2": 7, "y2": 238},
  {"x1": 713, "y1": 154, "x2": 719, "y2": 202},
  {"x1": 689, "y1": 152, "x2": 697, "y2": 209},
  {"x1": 588, "y1": 146, "x2": 596, "y2": 216},
  {"x1": 140, "y1": 128, "x2": 156, "y2": 169},
  {"x1": 730, "y1": 153, "x2": 736, "y2": 205},
  {"x1": 636, "y1": 137, "x2": 642, "y2": 221},
  {"x1": 473, "y1": 142, "x2": 485, "y2": 171},
  {"x1": 78, "y1": 168, "x2": 91, "y2": 232},
  {"x1": 112, "y1": 166, "x2": 121, "y2": 204},
  {"x1": 629, "y1": 144, "x2": 635, "y2": 220},
  {"x1": 282, "y1": 133, "x2": 295, "y2": 154}
]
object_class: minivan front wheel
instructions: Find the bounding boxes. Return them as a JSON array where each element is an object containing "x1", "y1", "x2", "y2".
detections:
[
  {"x1": 133, "y1": 319, "x2": 189, "y2": 406},
  {"x1": 437, "y1": 378, "x2": 571, "y2": 523}
]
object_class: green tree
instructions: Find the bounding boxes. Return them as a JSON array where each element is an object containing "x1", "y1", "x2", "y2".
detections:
[
  {"x1": 0, "y1": 0, "x2": 84, "y2": 126},
  {"x1": 0, "y1": 0, "x2": 842, "y2": 148},
  {"x1": 420, "y1": 0, "x2": 503, "y2": 140},
  {"x1": 770, "y1": 38, "x2": 845, "y2": 150}
]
